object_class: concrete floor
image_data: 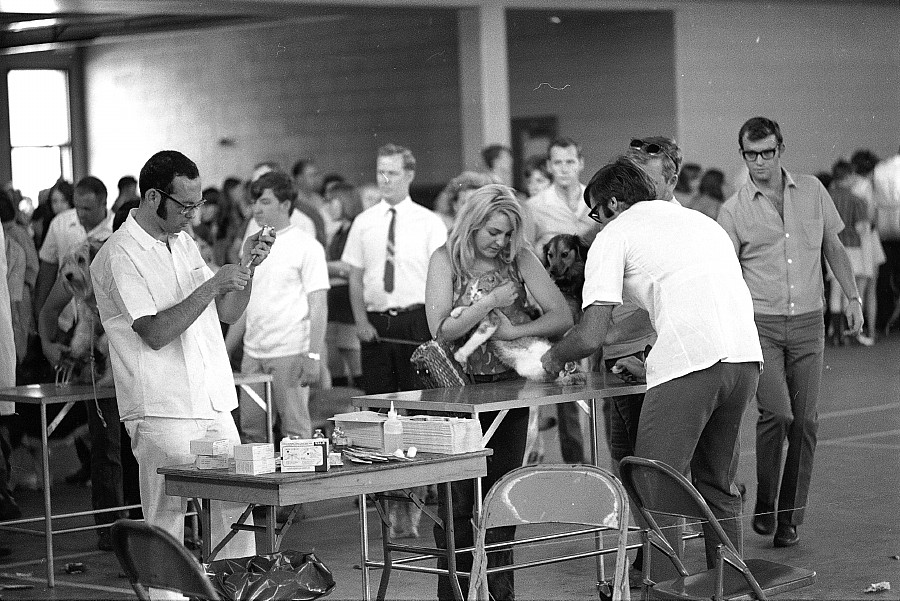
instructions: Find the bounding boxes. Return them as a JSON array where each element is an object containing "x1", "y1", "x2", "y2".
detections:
[{"x1": 1, "y1": 332, "x2": 899, "y2": 600}]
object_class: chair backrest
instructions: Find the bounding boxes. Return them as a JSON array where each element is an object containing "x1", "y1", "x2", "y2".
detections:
[
  {"x1": 111, "y1": 519, "x2": 220, "y2": 601},
  {"x1": 619, "y1": 456, "x2": 738, "y2": 554},
  {"x1": 469, "y1": 464, "x2": 631, "y2": 601}
]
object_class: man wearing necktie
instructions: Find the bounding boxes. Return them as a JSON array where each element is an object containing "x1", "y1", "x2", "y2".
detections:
[{"x1": 341, "y1": 144, "x2": 448, "y2": 394}]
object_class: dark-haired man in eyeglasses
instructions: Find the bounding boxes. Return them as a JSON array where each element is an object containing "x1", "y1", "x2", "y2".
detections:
[
  {"x1": 91, "y1": 150, "x2": 275, "y2": 574},
  {"x1": 717, "y1": 116, "x2": 862, "y2": 549}
]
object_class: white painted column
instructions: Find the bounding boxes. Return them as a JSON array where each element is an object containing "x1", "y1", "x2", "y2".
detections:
[{"x1": 458, "y1": 2, "x2": 510, "y2": 171}]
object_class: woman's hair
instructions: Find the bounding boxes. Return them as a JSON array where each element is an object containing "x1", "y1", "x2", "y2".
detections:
[
  {"x1": 433, "y1": 171, "x2": 498, "y2": 218},
  {"x1": 445, "y1": 184, "x2": 525, "y2": 285},
  {"x1": 697, "y1": 169, "x2": 725, "y2": 202},
  {"x1": 49, "y1": 179, "x2": 74, "y2": 209}
]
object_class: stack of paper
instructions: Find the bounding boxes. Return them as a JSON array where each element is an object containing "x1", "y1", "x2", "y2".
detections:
[{"x1": 401, "y1": 415, "x2": 483, "y2": 454}]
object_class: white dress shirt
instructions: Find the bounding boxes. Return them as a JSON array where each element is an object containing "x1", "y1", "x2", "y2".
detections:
[
  {"x1": 0, "y1": 227, "x2": 15, "y2": 415},
  {"x1": 91, "y1": 212, "x2": 237, "y2": 420},
  {"x1": 873, "y1": 154, "x2": 900, "y2": 241},
  {"x1": 39, "y1": 207, "x2": 113, "y2": 263},
  {"x1": 526, "y1": 183, "x2": 599, "y2": 250},
  {"x1": 583, "y1": 200, "x2": 762, "y2": 389},
  {"x1": 340, "y1": 197, "x2": 447, "y2": 312}
]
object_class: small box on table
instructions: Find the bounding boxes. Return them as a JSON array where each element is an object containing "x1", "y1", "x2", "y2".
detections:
[
  {"x1": 235, "y1": 457, "x2": 277, "y2": 475},
  {"x1": 281, "y1": 438, "x2": 328, "y2": 472},
  {"x1": 195, "y1": 454, "x2": 230, "y2": 470},
  {"x1": 234, "y1": 443, "x2": 274, "y2": 461},
  {"x1": 190, "y1": 438, "x2": 232, "y2": 456}
]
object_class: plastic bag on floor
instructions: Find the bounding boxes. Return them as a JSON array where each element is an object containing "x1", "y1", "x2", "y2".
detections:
[{"x1": 207, "y1": 550, "x2": 335, "y2": 601}]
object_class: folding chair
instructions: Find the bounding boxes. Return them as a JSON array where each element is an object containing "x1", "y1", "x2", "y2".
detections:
[
  {"x1": 111, "y1": 518, "x2": 220, "y2": 601},
  {"x1": 619, "y1": 457, "x2": 816, "y2": 600},
  {"x1": 467, "y1": 464, "x2": 631, "y2": 601}
]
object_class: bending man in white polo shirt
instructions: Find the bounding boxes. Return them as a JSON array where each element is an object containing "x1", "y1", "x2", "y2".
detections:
[
  {"x1": 92, "y1": 151, "x2": 274, "y2": 573},
  {"x1": 542, "y1": 157, "x2": 762, "y2": 574}
]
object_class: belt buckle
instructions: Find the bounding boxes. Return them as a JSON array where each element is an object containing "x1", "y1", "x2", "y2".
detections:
[{"x1": 387, "y1": 308, "x2": 400, "y2": 316}]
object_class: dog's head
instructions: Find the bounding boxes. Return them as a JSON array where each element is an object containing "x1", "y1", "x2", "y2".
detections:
[
  {"x1": 59, "y1": 238, "x2": 104, "y2": 301},
  {"x1": 543, "y1": 234, "x2": 588, "y2": 284}
]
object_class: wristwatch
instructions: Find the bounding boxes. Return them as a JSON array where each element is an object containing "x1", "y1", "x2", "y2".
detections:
[{"x1": 307, "y1": 352, "x2": 321, "y2": 361}]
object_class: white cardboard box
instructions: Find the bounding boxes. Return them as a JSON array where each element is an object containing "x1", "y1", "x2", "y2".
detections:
[
  {"x1": 190, "y1": 438, "x2": 232, "y2": 456},
  {"x1": 195, "y1": 454, "x2": 230, "y2": 470},
  {"x1": 281, "y1": 438, "x2": 328, "y2": 472},
  {"x1": 234, "y1": 443, "x2": 275, "y2": 461},
  {"x1": 235, "y1": 457, "x2": 276, "y2": 475}
]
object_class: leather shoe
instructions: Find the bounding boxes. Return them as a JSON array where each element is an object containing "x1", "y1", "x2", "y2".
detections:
[
  {"x1": 752, "y1": 509, "x2": 775, "y2": 535},
  {"x1": 773, "y1": 524, "x2": 799, "y2": 547}
]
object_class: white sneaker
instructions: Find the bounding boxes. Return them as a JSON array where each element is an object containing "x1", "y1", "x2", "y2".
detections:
[{"x1": 856, "y1": 334, "x2": 875, "y2": 347}]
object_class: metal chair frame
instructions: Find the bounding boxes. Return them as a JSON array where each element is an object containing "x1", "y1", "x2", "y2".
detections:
[{"x1": 619, "y1": 456, "x2": 816, "y2": 601}]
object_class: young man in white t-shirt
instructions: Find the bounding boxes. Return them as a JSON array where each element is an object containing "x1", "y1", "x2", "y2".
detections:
[{"x1": 226, "y1": 170, "x2": 330, "y2": 442}]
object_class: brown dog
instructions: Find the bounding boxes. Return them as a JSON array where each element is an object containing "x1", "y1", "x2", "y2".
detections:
[{"x1": 543, "y1": 234, "x2": 589, "y2": 322}]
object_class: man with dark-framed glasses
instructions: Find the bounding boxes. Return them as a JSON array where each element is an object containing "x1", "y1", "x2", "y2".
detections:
[
  {"x1": 718, "y1": 116, "x2": 862, "y2": 549},
  {"x1": 91, "y1": 150, "x2": 275, "y2": 583}
]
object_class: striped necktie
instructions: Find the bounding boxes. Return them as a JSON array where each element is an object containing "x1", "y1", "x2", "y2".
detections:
[{"x1": 384, "y1": 207, "x2": 396, "y2": 292}]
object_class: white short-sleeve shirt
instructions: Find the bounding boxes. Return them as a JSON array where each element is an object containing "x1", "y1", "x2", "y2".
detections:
[
  {"x1": 583, "y1": 200, "x2": 762, "y2": 388},
  {"x1": 91, "y1": 212, "x2": 237, "y2": 420},
  {"x1": 39, "y1": 208, "x2": 113, "y2": 263},
  {"x1": 243, "y1": 225, "x2": 330, "y2": 359},
  {"x1": 340, "y1": 197, "x2": 447, "y2": 312}
]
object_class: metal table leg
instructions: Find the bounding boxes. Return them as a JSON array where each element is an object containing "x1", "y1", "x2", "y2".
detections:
[
  {"x1": 265, "y1": 380, "x2": 273, "y2": 444},
  {"x1": 40, "y1": 404, "x2": 54, "y2": 588},
  {"x1": 359, "y1": 494, "x2": 371, "y2": 601}
]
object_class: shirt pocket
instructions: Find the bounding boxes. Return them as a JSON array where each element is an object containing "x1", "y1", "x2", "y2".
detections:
[
  {"x1": 187, "y1": 266, "x2": 208, "y2": 295},
  {"x1": 798, "y1": 218, "x2": 823, "y2": 249}
]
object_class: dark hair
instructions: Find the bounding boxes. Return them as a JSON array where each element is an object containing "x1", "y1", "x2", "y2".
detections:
[
  {"x1": 548, "y1": 137, "x2": 582, "y2": 158},
  {"x1": 584, "y1": 157, "x2": 656, "y2": 210},
  {"x1": 202, "y1": 187, "x2": 221, "y2": 205},
  {"x1": 291, "y1": 159, "x2": 313, "y2": 179},
  {"x1": 523, "y1": 154, "x2": 551, "y2": 180},
  {"x1": 850, "y1": 149, "x2": 879, "y2": 176},
  {"x1": 698, "y1": 169, "x2": 725, "y2": 202},
  {"x1": 0, "y1": 188, "x2": 14, "y2": 223},
  {"x1": 320, "y1": 173, "x2": 346, "y2": 196},
  {"x1": 675, "y1": 163, "x2": 702, "y2": 193},
  {"x1": 113, "y1": 199, "x2": 140, "y2": 232},
  {"x1": 222, "y1": 177, "x2": 242, "y2": 196},
  {"x1": 326, "y1": 182, "x2": 364, "y2": 221},
  {"x1": 378, "y1": 143, "x2": 416, "y2": 171},
  {"x1": 738, "y1": 117, "x2": 783, "y2": 149},
  {"x1": 117, "y1": 175, "x2": 137, "y2": 191},
  {"x1": 75, "y1": 176, "x2": 108, "y2": 203},
  {"x1": 49, "y1": 179, "x2": 74, "y2": 207},
  {"x1": 481, "y1": 144, "x2": 512, "y2": 169},
  {"x1": 831, "y1": 160, "x2": 854, "y2": 182},
  {"x1": 249, "y1": 170, "x2": 296, "y2": 205},
  {"x1": 139, "y1": 150, "x2": 199, "y2": 199}
]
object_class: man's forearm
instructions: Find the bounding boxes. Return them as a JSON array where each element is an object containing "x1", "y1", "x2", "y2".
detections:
[
  {"x1": 549, "y1": 304, "x2": 613, "y2": 365},
  {"x1": 133, "y1": 281, "x2": 219, "y2": 350},
  {"x1": 306, "y1": 290, "x2": 328, "y2": 354},
  {"x1": 348, "y1": 269, "x2": 369, "y2": 325},
  {"x1": 824, "y1": 236, "x2": 860, "y2": 300},
  {"x1": 216, "y1": 281, "x2": 252, "y2": 324}
]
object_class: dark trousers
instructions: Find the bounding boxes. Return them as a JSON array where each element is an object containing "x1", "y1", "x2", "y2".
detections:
[
  {"x1": 435, "y1": 371, "x2": 528, "y2": 601},
  {"x1": 635, "y1": 361, "x2": 759, "y2": 576},
  {"x1": 754, "y1": 311, "x2": 824, "y2": 527},
  {"x1": 876, "y1": 240, "x2": 900, "y2": 330},
  {"x1": 555, "y1": 402, "x2": 584, "y2": 463},
  {"x1": 361, "y1": 308, "x2": 430, "y2": 394},
  {"x1": 86, "y1": 399, "x2": 141, "y2": 526}
]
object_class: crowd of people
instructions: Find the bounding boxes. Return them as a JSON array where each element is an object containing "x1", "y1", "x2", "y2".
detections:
[{"x1": 0, "y1": 120, "x2": 899, "y2": 601}]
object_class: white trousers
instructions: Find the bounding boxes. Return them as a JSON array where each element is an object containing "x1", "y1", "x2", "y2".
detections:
[{"x1": 125, "y1": 413, "x2": 256, "y2": 599}]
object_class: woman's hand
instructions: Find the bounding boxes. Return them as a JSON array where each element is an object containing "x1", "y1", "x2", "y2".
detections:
[
  {"x1": 487, "y1": 281, "x2": 518, "y2": 310},
  {"x1": 491, "y1": 311, "x2": 518, "y2": 340}
]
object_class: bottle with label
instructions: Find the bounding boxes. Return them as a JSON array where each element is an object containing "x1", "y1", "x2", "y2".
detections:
[
  {"x1": 330, "y1": 426, "x2": 350, "y2": 451},
  {"x1": 382, "y1": 401, "x2": 404, "y2": 454}
]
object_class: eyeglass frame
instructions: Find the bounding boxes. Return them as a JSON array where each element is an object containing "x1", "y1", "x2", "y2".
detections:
[
  {"x1": 153, "y1": 188, "x2": 206, "y2": 216},
  {"x1": 739, "y1": 145, "x2": 781, "y2": 162},
  {"x1": 587, "y1": 197, "x2": 615, "y2": 224}
]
